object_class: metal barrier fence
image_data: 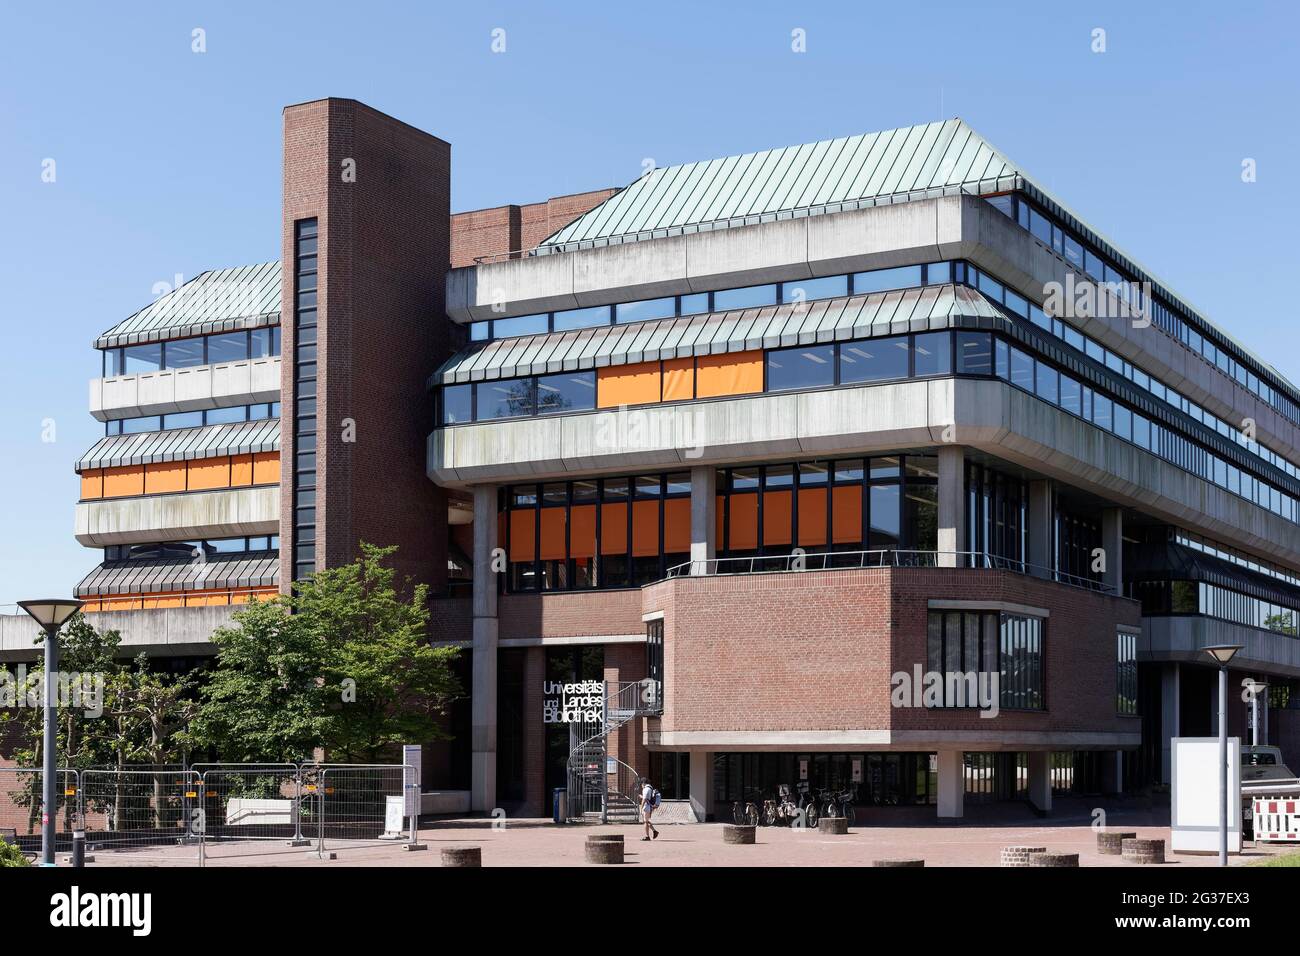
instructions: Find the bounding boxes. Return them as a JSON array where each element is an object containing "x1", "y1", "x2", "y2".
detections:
[
  {"x1": 0, "y1": 763, "x2": 419, "y2": 866},
  {"x1": 0, "y1": 768, "x2": 79, "y2": 859}
]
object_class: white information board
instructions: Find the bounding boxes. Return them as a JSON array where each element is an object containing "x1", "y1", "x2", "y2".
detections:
[{"x1": 1171, "y1": 737, "x2": 1241, "y2": 854}]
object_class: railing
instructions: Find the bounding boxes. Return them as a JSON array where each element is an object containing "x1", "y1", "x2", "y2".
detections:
[
  {"x1": 664, "y1": 549, "x2": 1116, "y2": 595},
  {"x1": 565, "y1": 679, "x2": 661, "y2": 823}
]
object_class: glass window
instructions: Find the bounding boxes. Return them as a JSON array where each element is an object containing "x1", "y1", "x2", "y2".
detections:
[
  {"x1": 869, "y1": 483, "x2": 901, "y2": 549},
  {"x1": 470, "y1": 321, "x2": 490, "y2": 341},
  {"x1": 679, "y1": 293, "x2": 709, "y2": 316},
  {"x1": 1084, "y1": 250, "x2": 1104, "y2": 281},
  {"x1": 834, "y1": 459, "x2": 865, "y2": 482},
  {"x1": 553, "y1": 305, "x2": 611, "y2": 331},
  {"x1": 1113, "y1": 404, "x2": 1133, "y2": 441},
  {"x1": 165, "y1": 337, "x2": 206, "y2": 368},
  {"x1": 799, "y1": 461, "x2": 829, "y2": 485},
  {"x1": 1034, "y1": 363, "x2": 1059, "y2": 404},
  {"x1": 206, "y1": 405, "x2": 247, "y2": 425},
  {"x1": 713, "y1": 284, "x2": 776, "y2": 311},
  {"x1": 476, "y1": 379, "x2": 535, "y2": 419},
  {"x1": 767, "y1": 345, "x2": 835, "y2": 391},
  {"x1": 995, "y1": 339, "x2": 1009, "y2": 379},
  {"x1": 839, "y1": 336, "x2": 909, "y2": 383},
  {"x1": 912, "y1": 332, "x2": 951, "y2": 377},
  {"x1": 121, "y1": 416, "x2": 161, "y2": 434},
  {"x1": 1063, "y1": 236, "x2": 1083, "y2": 269},
  {"x1": 730, "y1": 467, "x2": 760, "y2": 491},
  {"x1": 1008, "y1": 348, "x2": 1034, "y2": 391},
  {"x1": 1028, "y1": 208, "x2": 1052, "y2": 246},
  {"x1": 955, "y1": 332, "x2": 992, "y2": 375},
  {"x1": 442, "y1": 383, "x2": 473, "y2": 424},
  {"x1": 976, "y1": 271, "x2": 1004, "y2": 301},
  {"x1": 122, "y1": 343, "x2": 163, "y2": 374},
  {"x1": 853, "y1": 265, "x2": 922, "y2": 294},
  {"x1": 616, "y1": 297, "x2": 675, "y2": 324},
  {"x1": 665, "y1": 472, "x2": 692, "y2": 496},
  {"x1": 493, "y1": 314, "x2": 548, "y2": 338},
  {"x1": 925, "y1": 261, "x2": 952, "y2": 285},
  {"x1": 782, "y1": 275, "x2": 847, "y2": 304},
  {"x1": 251, "y1": 326, "x2": 281, "y2": 357},
  {"x1": 536, "y1": 371, "x2": 596, "y2": 415},
  {"x1": 1059, "y1": 375, "x2": 1082, "y2": 415},
  {"x1": 162, "y1": 411, "x2": 203, "y2": 430},
  {"x1": 207, "y1": 332, "x2": 249, "y2": 364},
  {"x1": 1093, "y1": 393, "x2": 1114, "y2": 431},
  {"x1": 764, "y1": 464, "x2": 795, "y2": 488},
  {"x1": 1004, "y1": 289, "x2": 1028, "y2": 318}
]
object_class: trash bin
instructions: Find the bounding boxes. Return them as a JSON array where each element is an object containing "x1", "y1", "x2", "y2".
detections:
[{"x1": 553, "y1": 787, "x2": 568, "y2": 824}]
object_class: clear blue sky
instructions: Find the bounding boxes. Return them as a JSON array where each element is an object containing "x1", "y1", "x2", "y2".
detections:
[{"x1": 1, "y1": 1, "x2": 1297, "y2": 606}]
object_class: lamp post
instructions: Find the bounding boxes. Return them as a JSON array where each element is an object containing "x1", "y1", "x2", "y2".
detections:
[
  {"x1": 17, "y1": 599, "x2": 83, "y2": 867},
  {"x1": 1203, "y1": 643, "x2": 1243, "y2": 867}
]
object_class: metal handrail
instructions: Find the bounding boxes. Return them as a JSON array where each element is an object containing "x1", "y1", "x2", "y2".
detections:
[{"x1": 663, "y1": 549, "x2": 1116, "y2": 595}]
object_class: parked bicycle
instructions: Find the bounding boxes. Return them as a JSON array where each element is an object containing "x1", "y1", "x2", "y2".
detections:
[
  {"x1": 822, "y1": 784, "x2": 859, "y2": 825},
  {"x1": 761, "y1": 784, "x2": 800, "y2": 826},
  {"x1": 732, "y1": 788, "x2": 760, "y2": 827}
]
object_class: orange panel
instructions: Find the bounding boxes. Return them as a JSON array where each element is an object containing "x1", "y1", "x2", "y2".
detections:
[
  {"x1": 663, "y1": 498, "x2": 691, "y2": 554},
  {"x1": 539, "y1": 507, "x2": 567, "y2": 561},
  {"x1": 570, "y1": 504, "x2": 597, "y2": 559},
  {"x1": 662, "y1": 357, "x2": 695, "y2": 401},
  {"x1": 230, "y1": 591, "x2": 252, "y2": 605},
  {"x1": 509, "y1": 509, "x2": 536, "y2": 562},
  {"x1": 104, "y1": 597, "x2": 140, "y2": 611},
  {"x1": 632, "y1": 499, "x2": 660, "y2": 557},
  {"x1": 141, "y1": 593, "x2": 184, "y2": 609},
  {"x1": 597, "y1": 362, "x2": 661, "y2": 408},
  {"x1": 832, "y1": 485, "x2": 863, "y2": 545},
  {"x1": 797, "y1": 488, "x2": 828, "y2": 548},
  {"x1": 763, "y1": 490, "x2": 792, "y2": 547},
  {"x1": 601, "y1": 502, "x2": 628, "y2": 554},
  {"x1": 728, "y1": 493, "x2": 758, "y2": 551},
  {"x1": 101, "y1": 465, "x2": 144, "y2": 498},
  {"x1": 144, "y1": 461, "x2": 186, "y2": 495},
  {"x1": 254, "y1": 588, "x2": 277, "y2": 602},
  {"x1": 252, "y1": 451, "x2": 279, "y2": 485},
  {"x1": 79, "y1": 469, "x2": 103, "y2": 500},
  {"x1": 187, "y1": 457, "x2": 232, "y2": 491},
  {"x1": 695, "y1": 351, "x2": 764, "y2": 398},
  {"x1": 81, "y1": 601, "x2": 103, "y2": 613},
  {"x1": 230, "y1": 454, "x2": 253, "y2": 487},
  {"x1": 186, "y1": 592, "x2": 229, "y2": 607},
  {"x1": 715, "y1": 495, "x2": 724, "y2": 547}
]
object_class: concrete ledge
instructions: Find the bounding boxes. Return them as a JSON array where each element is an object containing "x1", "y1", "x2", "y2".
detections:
[
  {"x1": 0, "y1": 605, "x2": 237, "y2": 661},
  {"x1": 91, "y1": 357, "x2": 281, "y2": 421},
  {"x1": 75, "y1": 486, "x2": 280, "y2": 546}
]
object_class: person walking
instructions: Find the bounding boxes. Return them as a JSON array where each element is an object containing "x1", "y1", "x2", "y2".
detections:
[{"x1": 639, "y1": 779, "x2": 661, "y2": 841}]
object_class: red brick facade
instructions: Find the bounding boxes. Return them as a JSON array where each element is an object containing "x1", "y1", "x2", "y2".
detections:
[{"x1": 450, "y1": 189, "x2": 617, "y2": 267}]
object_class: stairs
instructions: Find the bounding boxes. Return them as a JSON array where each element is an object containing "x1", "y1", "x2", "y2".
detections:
[{"x1": 566, "y1": 680, "x2": 661, "y2": 823}]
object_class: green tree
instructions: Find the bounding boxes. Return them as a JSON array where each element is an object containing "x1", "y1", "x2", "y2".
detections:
[{"x1": 192, "y1": 543, "x2": 462, "y2": 764}]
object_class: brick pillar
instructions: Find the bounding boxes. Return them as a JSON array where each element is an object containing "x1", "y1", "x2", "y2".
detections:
[
  {"x1": 280, "y1": 98, "x2": 451, "y2": 593},
  {"x1": 604, "y1": 643, "x2": 649, "y2": 780},
  {"x1": 522, "y1": 646, "x2": 545, "y2": 817}
]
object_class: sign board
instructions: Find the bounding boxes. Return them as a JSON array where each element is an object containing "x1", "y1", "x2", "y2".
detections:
[
  {"x1": 1171, "y1": 737, "x2": 1241, "y2": 854},
  {"x1": 1254, "y1": 797, "x2": 1300, "y2": 842},
  {"x1": 543, "y1": 680, "x2": 604, "y2": 724},
  {"x1": 798, "y1": 758, "x2": 809, "y2": 781},
  {"x1": 383, "y1": 795, "x2": 405, "y2": 838},
  {"x1": 402, "y1": 744, "x2": 422, "y2": 817},
  {"x1": 851, "y1": 757, "x2": 863, "y2": 783}
]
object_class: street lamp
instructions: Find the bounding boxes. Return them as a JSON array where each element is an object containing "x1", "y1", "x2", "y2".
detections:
[
  {"x1": 1203, "y1": 643, "x2": 1243, "y2": 867},
  {"x1": 17, "y1": 599, "x2": 83, "y2": 867}
]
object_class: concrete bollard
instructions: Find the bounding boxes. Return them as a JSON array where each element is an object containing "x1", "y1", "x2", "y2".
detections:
[
  {"x1": 1000, "y1": 846, "x2": 1047, "y2": 867},
  {"x1": 584, "y1": 834, "x2": 625, "y2": 864},
  {"x1": 441, "y1": 845, "x2": 482, "y2": 868},
  {"x1": 1097, "y1": 831, "x2": 1138, "y2": 855},
  {"x1": 1026, "y1": 852, "x2": 1079, "y2": 867},
  {"x1": 873, "y1": 858, "x2": 924, "y2": 867},
  {"x1": 821, "y1": 817, "x2": 849, "y2": 835},
  {"x1": 722, "y1": 824, "x2": 756, "y2": 845},
  {"x1": 1121, "y1": 838, "x2": 1165, "y2": 864}
]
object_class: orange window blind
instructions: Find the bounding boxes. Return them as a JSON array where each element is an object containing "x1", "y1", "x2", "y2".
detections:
[
  {"x1": 728, "y1": 493, "x2": 758, "y2": 551},
  {"x1": 187, "y1": 458, "x2": 231, "y2": 491},
  {"x1": 663, "y1": 498, "x2": 691, "y2": 554},
  {"x1": 695, "y1": 350, "x2": 763, "y2": 398},
  {"x1": 570, "y1": 504, "x2": 597, "y2": 560},
  {"x1": 144, "y1": 461, "x2": 186, "y2": 495},
  {"x1": 832, "y1": 485, "x2": 863, "y2": 545},
  {"x1": 632, "y1": 499, "x2": 660, "y2": 557},
  {"x1": 539, "y1": 507, "x2": 567, "y2": 561},
  {"x1": 230, "y1": 454, "x2": 254, "y2": 487},
  {"x1": 252, "y1": 452, "x2": 279, "y2": 485},
  {"x1": 101, "y1": 466, "x2": 144, "y2": 498},
  {"x1": 601, "y1": 502, "x2": 628, "y2": 554},
  {"x1": 509, "y1": 509, "x2": 536, "y2": 561},
  {"x1": 763, "y1": 489, "x2": 793, "y2": 547},
  {"x1": 797, "y1": 488, "x2": 829, "y2": 547},
  {"x1": 662, "y1": 357, "x2": 696, "y2": 401},
  {"x1": 80, "y1": 469, "x2": 104, "y2": 500},
  {"x1": 597, "y1": 362, "x2": 662, "y2": 408}
]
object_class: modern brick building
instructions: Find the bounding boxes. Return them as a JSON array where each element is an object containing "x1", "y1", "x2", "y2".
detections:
[{"x1": 6, "y1": 99, "x2": 1299, "y2": 820}]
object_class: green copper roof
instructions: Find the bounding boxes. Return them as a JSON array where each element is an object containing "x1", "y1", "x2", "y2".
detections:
[
  {"x1": 95, "y1": 261, "x2": 281, "y2": 349},
  {"x1": 539, "y1": 119, "x2": 1016, "y2": 251}
]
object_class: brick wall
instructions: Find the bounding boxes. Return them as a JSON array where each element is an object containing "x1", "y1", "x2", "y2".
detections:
[
  {"x1": 498, "y1": 589, "x2": 644, "y2": 640},
  {"x1": 449, "y1": 188, "x2": 617, "y2": 267},
  {"x1": 281, "y1": 98, "x2": 451, "y2": 594},
  {"x1": 641, "y1": 568, "x2": 1143, "y2": 745}
]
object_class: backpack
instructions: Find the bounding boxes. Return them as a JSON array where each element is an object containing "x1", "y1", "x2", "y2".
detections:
[{"x1": 648, "y1": 787, "x2": 662, "y2": 809}]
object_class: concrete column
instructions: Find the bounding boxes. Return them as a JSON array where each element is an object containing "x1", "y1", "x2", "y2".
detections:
[
  {"x1": 688, "y1": 750, "x2": 713, "y2": 822},
  {"x1": 1101, "y1": 750, "x2": 1124, "y2": 795},
  {"x1": 471, "y1": 484, "x2": 499, "y2": 813},
  {"x1": 1027, "y1": 480, "x2": 1055, "y2": 579},
  {"x1": 1101, "y1": 508, "x2": 1123, "y2": 593},
  {"x1": 1160, "y1": 662, "x2": 1180, "y2": 784},
  {"x1": 936, "y1": 750, "x2": 964, "y2": 818},
  {"x1": 937, "y1": 445, "x2": 966, "y2": 567},
  {"x1": 1027, "y1": 751, "x2": 1052, "y2": 814},
  {"x1": 689, "y1": 465, "x2": 716, "y2": 574}
]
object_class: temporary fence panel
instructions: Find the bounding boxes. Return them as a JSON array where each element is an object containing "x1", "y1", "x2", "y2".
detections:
[
  {"x1": 0, "y1": 768, "x2": 79, "y2": 858},
  {"x1": 195, "y1": 765, "x2": 314, "y2": 863},
  {"x1": 80, "y1": 769, "x2": 202, "y2": 863},
  {"x1": 316, "y1": 765, "x2": 417, "y2": 853}
]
